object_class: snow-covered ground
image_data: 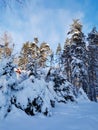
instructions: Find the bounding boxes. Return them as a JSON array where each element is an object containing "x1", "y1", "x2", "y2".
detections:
[{"x1": 0, "y1": 101, "x2": 98, "y2": 130}]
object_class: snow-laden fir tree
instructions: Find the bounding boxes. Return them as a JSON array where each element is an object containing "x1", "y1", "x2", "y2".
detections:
[
  {"x1": 45, "y1": 44, "x2": 76, "y2": 104},
  {"x1": 0, "y1": 56, "x2": 17, "y2": 118},
  {"x1": 45, "y1": 67, "x2": 76, "y2": 103},
  {"x1": 63, "y1": 19, "x2": 89, "y2": 95},
  {"x1": 87, "y1": 27, "x2": 98, "y2": 101}
]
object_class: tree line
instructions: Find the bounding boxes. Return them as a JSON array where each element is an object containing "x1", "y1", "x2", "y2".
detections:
[{"x1": 0, "y1": 19, "x2": 98, "y2": 102}]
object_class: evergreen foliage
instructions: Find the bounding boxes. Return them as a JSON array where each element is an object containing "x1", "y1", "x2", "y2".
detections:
[
  {"x1": 62, "y1": 19, "x2": 89, "y2": 95},
  {"x1": 0, "y1": 19, "x2": 98, "y2": 118},
  {"x1": 87, "y1": 27, "x2": 98, "y2": 101}
]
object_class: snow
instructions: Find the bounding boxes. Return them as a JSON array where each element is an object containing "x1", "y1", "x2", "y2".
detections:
[
  {"x1": 0, "y1": 51, "x2": 97, "y2": 130},
  {"x1": 76, "y1": 88, "x2": 90, "y2": 102},
  {"x1": 0, "y1": 102, "x2": 98, "y2": 130}
]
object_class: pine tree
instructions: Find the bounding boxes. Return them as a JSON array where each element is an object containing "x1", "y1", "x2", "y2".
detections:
[
  {"x1": 0, "y1": 32, "x2": 13, "y2": 59},
  {"x1": 18, "y1": 38, "x2": 40, "y2": 70},
  {"x1": 39, "y1": 42, "x2": 52, "y2": 67},
  {"x1": 18, "y1": 41, "x2": 29, "y2": 69}
]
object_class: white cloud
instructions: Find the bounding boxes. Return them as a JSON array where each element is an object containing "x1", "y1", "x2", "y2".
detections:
[{"x1": 0, "y1": 1, "x2": 84, "y2": 53}]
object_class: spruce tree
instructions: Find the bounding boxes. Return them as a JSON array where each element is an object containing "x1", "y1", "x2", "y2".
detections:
[
  {"x1": 62, "y1": 38, "x2": 72, "y2": 82},
  {"x1": 63, "y1": 19, "x2": 89, "y2": 94},
  {"x1": 87, "y1": 27, "x2": 98, "y2": 101}
]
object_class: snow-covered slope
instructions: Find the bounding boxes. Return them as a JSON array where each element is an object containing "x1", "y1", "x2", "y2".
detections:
[{"x1": 0, "y1": 102, "x2": 98, "y2": 130}]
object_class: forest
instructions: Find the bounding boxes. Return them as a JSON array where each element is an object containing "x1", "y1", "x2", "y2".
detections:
[{"x1": 0, "y1": 19, "x2": 98, "y2": 119}]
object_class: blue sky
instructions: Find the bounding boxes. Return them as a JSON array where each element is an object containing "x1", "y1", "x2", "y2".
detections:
[{"x1": 0, "y1": 0, "x2": 98, "y2": 52}]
